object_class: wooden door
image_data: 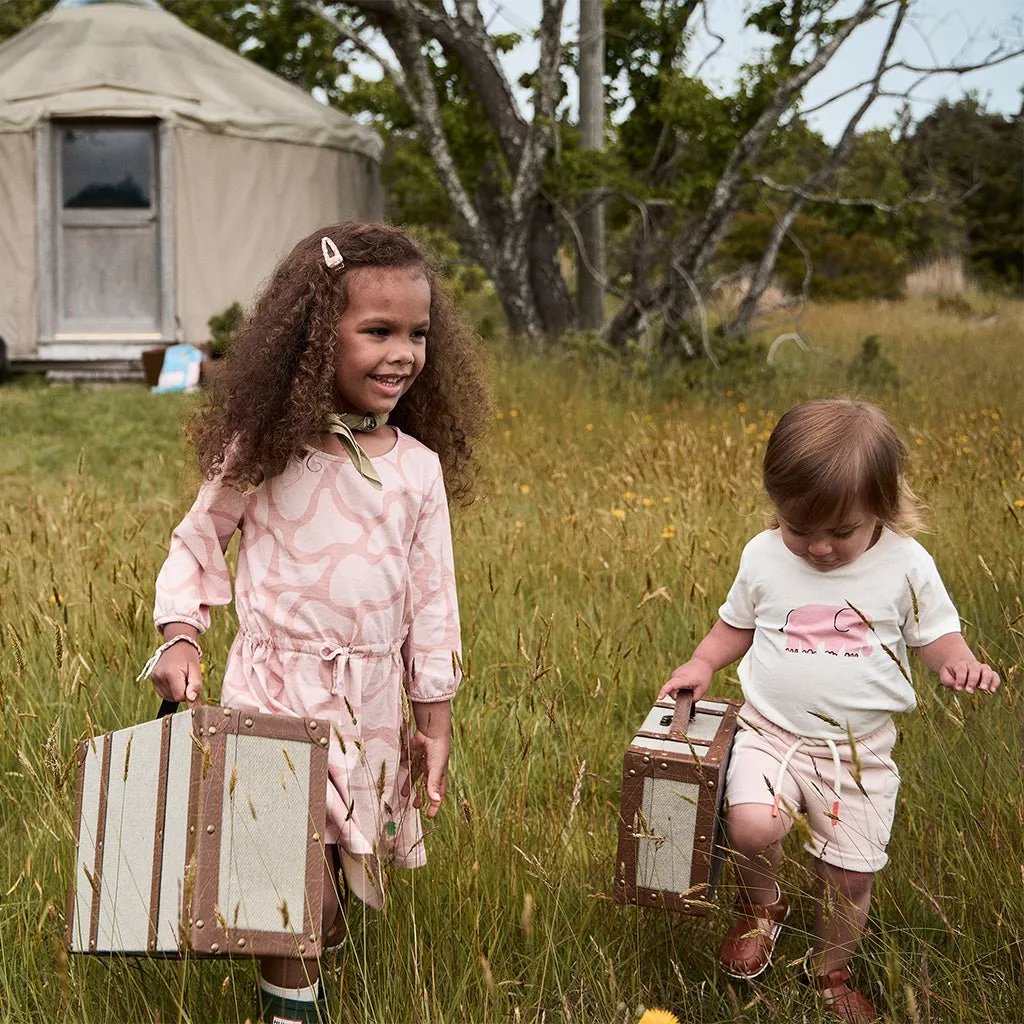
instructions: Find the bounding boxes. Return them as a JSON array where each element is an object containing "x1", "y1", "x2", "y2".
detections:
[{"x1": 54, "y1": 122, "x2": 161, "y2": 337}]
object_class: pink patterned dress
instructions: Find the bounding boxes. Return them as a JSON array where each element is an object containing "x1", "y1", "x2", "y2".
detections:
[{"x1": 153, "y1": 429, "x2": 462, "y2": 906}]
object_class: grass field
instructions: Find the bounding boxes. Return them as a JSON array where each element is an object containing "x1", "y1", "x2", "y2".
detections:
[{"x1": 0, "y1": 298, "x2": 1021, "y2": 1023}]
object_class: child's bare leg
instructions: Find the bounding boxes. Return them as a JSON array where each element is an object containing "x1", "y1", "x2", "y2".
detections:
[
  {"x1": 718, "y1": 802, "x2": 793, "y2": 979},
  {"x1": 811, "y1": 860, "x2": 873, "y2": 974},
  {"x1": 727, "y1": 802, "x2": 790, "y2": 903}
]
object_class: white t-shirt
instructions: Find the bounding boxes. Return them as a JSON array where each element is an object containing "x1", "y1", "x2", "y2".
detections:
[{"x1": 718, "y1": 528, "x2": 962, "y2": 740}]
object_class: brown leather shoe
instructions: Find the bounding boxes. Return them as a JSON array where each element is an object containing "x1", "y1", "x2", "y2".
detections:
[
  {"x1": 813, "y1": 967, "x2": 880, "y2": 1023},
  {"x1": 718, "y1": 888, "x2": 789, "y2": 979}
]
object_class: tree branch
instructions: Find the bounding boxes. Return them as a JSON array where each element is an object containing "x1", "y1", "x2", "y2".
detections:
[
  {"x1": 748, "y1": 175, "x2": 938, "y2": 214},
  {"x1": 504, "y1": 0, "x2": 567, "y2": 265},
  {"x1": 730, "y1": 1, "x2": 909, "y2": 335},
  {"x1": 683, "y1": 0, "x2": 891, "y2": 268},
  {"x1": 798, "y1": 45, "x2": 1024, "y2": 117},
  {"x1": 334, "y1": 0, "x2": 530, "y2": 161},
  {"x1": 299, "y1": 2, "x2": 416, "y2": 111}
]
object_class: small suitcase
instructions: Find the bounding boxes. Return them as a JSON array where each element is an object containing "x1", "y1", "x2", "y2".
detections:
[
  {"x1": 614, "y1": 689, "x2": 741, "y2": 915},
  {"x1": 66, "y1": 702, "x2": 329, "y2": 959}
]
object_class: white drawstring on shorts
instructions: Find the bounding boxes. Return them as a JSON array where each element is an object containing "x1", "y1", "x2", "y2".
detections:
[{"x1": 770, "y1": 737, "x2": 842, "y2": 827}]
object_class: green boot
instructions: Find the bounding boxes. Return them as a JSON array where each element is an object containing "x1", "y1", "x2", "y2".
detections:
[{"x1": 257, "y1": 984, "x2": 331, "y2": 1024}]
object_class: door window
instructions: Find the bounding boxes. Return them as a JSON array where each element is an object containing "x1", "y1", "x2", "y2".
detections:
[{"x1": 61, "y1": 127, "x2": 152, "y2": 209}]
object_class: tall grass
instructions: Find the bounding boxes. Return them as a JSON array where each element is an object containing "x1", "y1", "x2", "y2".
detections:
[
  {"x1": 0, "y1": 299, "x2": 1021, "y2": 1023},
  {"x1": 904, "y1": 259, "x2": 976, "y2": 299}
]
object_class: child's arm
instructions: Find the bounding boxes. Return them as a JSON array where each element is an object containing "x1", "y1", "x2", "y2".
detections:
[
  {"x1": 404, "y1": 700, "x2": 452, "y2": 820},
  {"x1": 913, "y1": 632, "x2": 1000, "y2": 694},
  {"x1": 150, "y1": 623, "x2": 202, "y2": 706},
  {"x1": 658, "y1": 619, "x2": 754, "y2": 701},
  {"x1": 150, "y1": 473, "x2": 246, "y2": 706},
  {"x1": 402, "y1": 462, "x2": 461, "y2": 817}
]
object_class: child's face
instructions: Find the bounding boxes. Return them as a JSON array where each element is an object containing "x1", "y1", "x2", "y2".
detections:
[
  {"x1": 333, "y1": 267, "x2": 430, "y2": 416},
  {"x1": 777, "y1": 498, "x2": 880, "y2": 572}
]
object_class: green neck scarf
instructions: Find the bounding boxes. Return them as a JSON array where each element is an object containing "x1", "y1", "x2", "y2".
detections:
[{"x1": 325, "y1": 411, "x2": 389, "y2": 490}]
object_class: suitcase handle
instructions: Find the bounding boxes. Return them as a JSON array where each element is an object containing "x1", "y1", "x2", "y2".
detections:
[
  {"x1": 157, "y1": 699, "x2": 180, "y2": 718},
  {"x1": 669, "y1": 689, "x2": 696, "y2": 735}
]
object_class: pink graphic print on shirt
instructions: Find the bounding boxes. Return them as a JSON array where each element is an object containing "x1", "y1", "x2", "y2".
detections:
[{"x1": 780, "y1": 604, "x2": 874, "y2": 658}]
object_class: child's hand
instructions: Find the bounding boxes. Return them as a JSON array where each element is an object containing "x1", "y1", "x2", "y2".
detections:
[
  {"x1": 403, "y1": 728, "x2": 450, "y2": 819},
  {"x1": 150, "y1": 642, "x2": 203, "y2": 706},
  {"x1": 657, "y1": 659, "x2": 713, "y2": 702},
  {"x1": 939, "y1": 659, "x2": 1000, "y2": 694}
]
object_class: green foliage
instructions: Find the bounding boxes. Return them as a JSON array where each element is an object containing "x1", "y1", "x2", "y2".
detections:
[
  {"x1": 901, "y1": 96, "x2": 1024, "y2": 289},
  {"x1": 846, "y1": 333, "x2": 900, "y2": 393},
  {"x1": 206, "y1": 301, "x2": 243, "y2": 358},
  {"x1": 404, "y1": 225, "x2": 488, "y2": 302},
  {"x1": 720, "y1": 212, "x2": 906, "y2": 300},
  {"x1": 0, "y1": 0, "x2": 50, "y2": 43},
  {"x1": 555, "y1": 326, "x2": 774, "y2": 396},
  {"x1": 333, "y1": 33, "x2": 514, "y2": 239},
  {"x1": 166, "y1": 0, "x2": 352, "y2": 103}
]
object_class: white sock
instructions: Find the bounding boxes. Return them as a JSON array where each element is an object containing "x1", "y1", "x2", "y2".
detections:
[{"x1": 259, "y1": 977, "x2": 320, "y2": 1002}]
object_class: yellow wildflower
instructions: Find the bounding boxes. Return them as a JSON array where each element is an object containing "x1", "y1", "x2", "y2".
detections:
[
  {"x1": 585, "y1": 423, "x2": 593, "y2": 431},
  {"x1": 496, "y1": 410, "x2": 505, "y2": 420},
  {"x1": 662, "y1": 525, "x2": 676, "y2": 540},
  {"x1": 612, "y1": 508, "x2": 626, "y2": 519},
  {"x1": 509, "y1": 408, "x2": 520, "y2": 418},
  {"x1": 519, "y1": 483, "x2": 531, "y2": 496},
  {"x1": 737, "y1": 402, "x2": 747, "y2": 414},
  {"x1": 639, "y1": 1010, "x2": 680, "y2": 1024},
  {"x1": 641, "y1": 497, "x2": 655, "y2": 508},
  {"x1": 623, "y1": 490, "x2": 636, "y2": 502},
  {"x1": 1013, "y1": 499, "x2": 1024, "y2": 508}
]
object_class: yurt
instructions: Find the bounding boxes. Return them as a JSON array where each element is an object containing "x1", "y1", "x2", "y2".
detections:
[{"x1": 0, "y1": 0, "x2": 383, "y2": 379}]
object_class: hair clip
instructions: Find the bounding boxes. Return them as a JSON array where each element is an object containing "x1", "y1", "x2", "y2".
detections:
[{"x1": 321, "y1": 236, "x2": 345, "y2": 270}]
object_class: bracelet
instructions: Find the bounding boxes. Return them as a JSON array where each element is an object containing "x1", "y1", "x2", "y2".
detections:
[{"x1": 136, "y1": 634, "x2": 204, "y2": 682}]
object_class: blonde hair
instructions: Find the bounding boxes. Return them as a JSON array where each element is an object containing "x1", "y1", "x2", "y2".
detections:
[{"x1": 763, "y1": 399, "x2": 923, "y2": 534}]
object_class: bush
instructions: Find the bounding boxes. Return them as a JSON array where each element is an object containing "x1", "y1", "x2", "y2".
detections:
[
  {"x1": 846, "y1": 333, "x2": 900, "y2": 392},
  {"x1": 207, "y1": 302, "x2": 243, "y2": 358},
  {"x1": 719, "y1": 213, "x2": 906, "y2": 301}
]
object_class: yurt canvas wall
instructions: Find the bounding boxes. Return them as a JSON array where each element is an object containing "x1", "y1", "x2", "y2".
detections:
[{"x1": 0, "y1": 0, "x2": 383, "y2": 377}]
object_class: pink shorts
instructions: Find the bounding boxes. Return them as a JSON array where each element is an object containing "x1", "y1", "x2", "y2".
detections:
[{"x1": 725, "y1": 703, "x2": 900, "y2": 873}]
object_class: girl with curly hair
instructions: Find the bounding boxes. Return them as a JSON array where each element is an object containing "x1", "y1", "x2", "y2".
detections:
[{"x1": 144, "y1": 222, "x2": 489, "y2": 1023}]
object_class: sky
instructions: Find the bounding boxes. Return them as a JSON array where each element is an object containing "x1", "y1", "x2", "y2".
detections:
[{"x1": 483, "y1": 0, "x2": 1024, "y2": 141}]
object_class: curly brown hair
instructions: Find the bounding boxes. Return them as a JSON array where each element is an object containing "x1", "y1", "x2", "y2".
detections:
[{"x1": 189, "y1": 222, "x2": 490, "y2": 503}]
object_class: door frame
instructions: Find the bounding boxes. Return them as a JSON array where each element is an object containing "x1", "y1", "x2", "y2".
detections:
[{"x1": 37, "y1": 117, "x2": 176, "y2": 359}]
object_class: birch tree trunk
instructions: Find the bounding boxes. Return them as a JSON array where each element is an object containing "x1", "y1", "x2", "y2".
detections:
[{"x1": 305, "y1": 0, "x2": 572, "y2": 339}]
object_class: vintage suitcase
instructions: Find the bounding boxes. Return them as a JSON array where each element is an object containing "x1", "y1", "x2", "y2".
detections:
[
  {"x1": 614, "y1": 689, "x2": 741, "y2": 915},
  {"x1": 66, "y1": 702, "x2": 329, "y2": 959}
]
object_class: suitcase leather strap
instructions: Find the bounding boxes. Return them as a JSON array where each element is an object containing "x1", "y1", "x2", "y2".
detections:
[{"x1": 669, "y1": 689, "x2": 696, "y2": 736}]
